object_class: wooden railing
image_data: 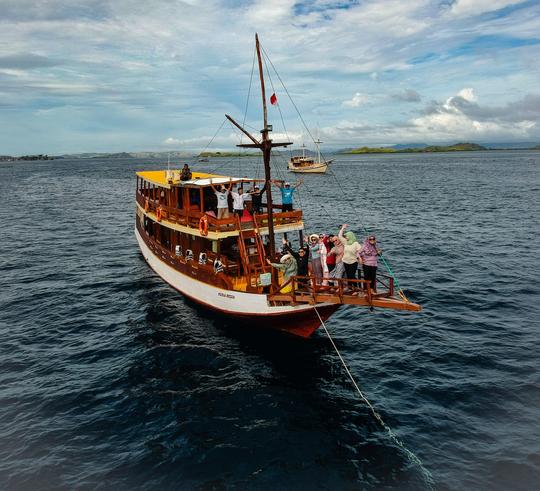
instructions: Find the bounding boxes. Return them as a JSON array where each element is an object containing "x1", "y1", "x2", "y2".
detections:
[
  {"x1": 136, "y1": 220, "x2": 235, "y2": 289},
  {"x1": 268, "y1": 273, "x2": 394, "y2": 304},
  {"x1": 136, "y1": 190, "x2": 302, "y2": 234}
]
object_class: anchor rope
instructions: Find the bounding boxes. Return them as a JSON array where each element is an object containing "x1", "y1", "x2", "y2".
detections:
[{"x1": 312, "y1": 307, "x2": 435, "y2": 490}]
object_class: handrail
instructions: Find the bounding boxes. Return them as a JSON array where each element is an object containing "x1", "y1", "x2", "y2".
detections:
[
  {"x1": 269, "y1": 274, "x2": 380, "y2": 300},
  {"x1": 136, "y1": 190, "x2": 302, "y2": 234},
  {"x1": 136, "y1": 220, "x2": 234, "y2": 290}
]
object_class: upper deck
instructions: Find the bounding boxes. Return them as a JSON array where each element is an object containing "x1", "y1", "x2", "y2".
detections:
[
  {"x1": 136, "y1": 169, "x2": 304, "y2": 239},
  {"x1": 136, "y1": 170, "x2": 246, "y2": 189}
]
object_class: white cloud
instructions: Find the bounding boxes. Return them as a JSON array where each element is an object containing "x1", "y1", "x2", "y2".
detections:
[
  {"x1": 343, "y1": 93, "x2": 368, "y2": 108},
  {"x1": 409, "y1": 89, "x2": 539, "y2": 141},
  {"x1": 0, "y1": 0, "x2": 539, "y2": 153},
  {"x1": 448, "y1": 0, "x2": 525, "y2": 18},
  {"x1": 456, "y1": 88, "x2": 476, "y2": 102},
  {"x1": 164, "y1": 137, "x2": 181, "y2": 145}
]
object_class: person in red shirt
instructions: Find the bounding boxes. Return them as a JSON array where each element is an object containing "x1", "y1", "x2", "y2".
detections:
[{"x1": 323, "y1": 234, "x2": 336, "y2": 273}]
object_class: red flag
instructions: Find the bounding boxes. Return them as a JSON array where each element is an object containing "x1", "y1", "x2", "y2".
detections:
[{"x1": 270, "y1": 93, "x2": 277, "y2": 105}]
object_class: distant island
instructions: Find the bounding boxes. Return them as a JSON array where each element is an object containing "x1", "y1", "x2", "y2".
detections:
[
  {"x1": 2, "y1": 142, "x2": 540, "y2": 161},
  {"x1": 199, "y1": 151, "x2": 260, "y2": 157},
  {"x1": 343, "y1": 143, "x2": 488, "y2": 154},
  {"x1": 0, "y1": 154, "x2": 55, "y2": 161}
]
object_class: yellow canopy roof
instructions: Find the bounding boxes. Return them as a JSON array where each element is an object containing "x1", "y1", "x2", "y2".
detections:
[{"x1": 136, "y1": 170, "x2": 253, "y2": 188}]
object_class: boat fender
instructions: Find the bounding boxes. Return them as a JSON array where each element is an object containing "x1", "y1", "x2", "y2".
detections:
[
  {"x1": 156, "y1": 206, "x2": 163, "y2": 222},
  {"x1": 199, "y1": 215, "x2": 209, "y2": 236},
  {"x1": 144, "y1": 197, "x2": 149, "y2": 212}
]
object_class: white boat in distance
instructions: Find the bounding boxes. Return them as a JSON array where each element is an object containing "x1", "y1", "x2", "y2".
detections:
[{"x1": 288, "y1": 141, "x2": 334, "y2": 173}]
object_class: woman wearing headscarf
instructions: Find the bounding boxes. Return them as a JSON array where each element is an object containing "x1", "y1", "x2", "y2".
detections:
[
  {"x1": 338, "y1": 224, "x2": 363, "y2": 291},
  {"x1": 308, "y1": 234, "x2": 324, "y2": 285},
  {"x1": 358, "y1": 235, "x2": 381, "y2": 292},
  {"x1": 266, "y1": 253, "x2": 298, "y2": 293},
  {"x1": 282, "y1": 238, "x2": 309, "y2": 290},
  {"x1": 318, "y1": 234, "x2": 330, "y2": 286}
]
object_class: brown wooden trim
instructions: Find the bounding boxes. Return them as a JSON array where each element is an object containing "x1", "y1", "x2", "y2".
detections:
[{"x1": 136, "y1": 219, "x2": 234, "y2": 291}]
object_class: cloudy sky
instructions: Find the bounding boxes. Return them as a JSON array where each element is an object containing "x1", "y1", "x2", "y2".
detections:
[{"x1": 1, "y1": 0, "x2": 539, "y2": 154}]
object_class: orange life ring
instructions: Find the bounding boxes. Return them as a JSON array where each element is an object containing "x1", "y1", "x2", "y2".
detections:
[
  {"x1": 144, "y1": 197, "x2": 149, "y2": 212},
  {"x1": 199, "y1": 215, "x2": 208, "y2": 236},
  {"x1": 156, "y1": 206, "x2": 163, "y2": 222}
]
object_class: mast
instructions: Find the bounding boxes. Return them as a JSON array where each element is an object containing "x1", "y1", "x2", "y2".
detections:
[
  {"x1": 228, "y1": 34, "x2": 292, "y2": 266},
  {"x1": 255, "y1": 33, "x2": 276, "y2": 260},
  {"x1": 315, "y1": 139, "x2": 322, "y2": 164}
]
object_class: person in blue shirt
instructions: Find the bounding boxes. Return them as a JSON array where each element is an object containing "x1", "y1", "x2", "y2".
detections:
[{"x1": 271, "y1": 179, "x2": 303, "y2": 211}]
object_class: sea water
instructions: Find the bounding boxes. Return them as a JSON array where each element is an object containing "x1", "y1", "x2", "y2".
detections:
[{"x1": 0, "y1": 151, "x2": 539, "y2": 490}]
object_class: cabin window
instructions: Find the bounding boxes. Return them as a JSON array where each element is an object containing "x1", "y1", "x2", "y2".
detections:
[{"x1": 189, "y1": 188, "x2": 200, "y2": 210}]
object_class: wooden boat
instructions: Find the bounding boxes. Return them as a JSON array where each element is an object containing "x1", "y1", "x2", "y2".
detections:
[
  {"x1": 288, "y1": 141, "x2": 334, "y2": 173},
  {"x1": 134, "y1": 35, "x2": 420, "y2": 337}
]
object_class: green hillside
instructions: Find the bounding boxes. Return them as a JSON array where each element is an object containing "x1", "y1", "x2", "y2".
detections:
[{"x1": 345, "y1": 142, "x2": 488, "y2": 154}]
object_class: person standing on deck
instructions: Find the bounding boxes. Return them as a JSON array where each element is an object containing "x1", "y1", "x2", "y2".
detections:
[
  {"x1": 338, "y1": 224, "x2": 363, "y2": 292},
  {"x1": 266, "y1": 254, "x2": 298, "y2": 293},
  {"x1": 271, "y1": 179, "x2": 303, "y2": 211},
  {"x1": 210, "y1": 178, "x2": 232, "y2": 219},
  {"x1": 318, "y1": 234, "x2": 329, "y2": 286},
  {"x1": 251, "y1": 182, "x2": 267, "y2": 214},
  {"x1": 327, "y1": 234, "x2": 345, "y2": 286},
  {"x1": 324, "y1": 235, "x2": 336, "y2": 273},
  {"x1": 230, "y1": 185, "x2": 252, "y2": 217},
  {"x1": 358, "y1": 235, "x2": 381, "y2": 292},
  {"x1": 282, "y1": 237, "x2": 309, "y2": 278},
  {"x1": 308, "y1": 234, "x2": 324, "y2": 285}
]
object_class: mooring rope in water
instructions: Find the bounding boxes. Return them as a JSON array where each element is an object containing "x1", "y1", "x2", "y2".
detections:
[{"x1": 313, "y1": 307, "x2": 435, "y2": 490}]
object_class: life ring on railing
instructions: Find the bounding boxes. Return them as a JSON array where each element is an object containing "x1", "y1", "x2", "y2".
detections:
[
  {"x1": 156, "y1": 206, "x2": 163, "y2": 222},
  {"x1": 144, "y1": 197, "x2": 149, "y2": 212},
  {"x1": 199, "y1": 215, "x2": 209, "y2": 236}
]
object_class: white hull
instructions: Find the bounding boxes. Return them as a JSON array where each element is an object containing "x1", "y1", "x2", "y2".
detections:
[
  {"x1": 135, "y1": 227, "x2": 333, "y2": 317},
  {"x1": 287, "y1": 160, "x2": 333, "y2": 173}
]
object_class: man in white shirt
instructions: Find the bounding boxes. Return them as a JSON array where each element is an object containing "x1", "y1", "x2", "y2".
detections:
[
  {"x1": 230, "y1": 186, "x2": 253, "y2": 217},
  {"x1": 210, "y1": 178, "x2": 233, "y2": 219}
]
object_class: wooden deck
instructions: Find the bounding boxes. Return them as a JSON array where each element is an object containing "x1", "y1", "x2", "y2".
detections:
[{"x1": 267, "y1": 276, "x2": 421, "y2": 312}]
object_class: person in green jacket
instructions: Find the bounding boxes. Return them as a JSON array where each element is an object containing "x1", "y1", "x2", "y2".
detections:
[{"x1": 266, "y1": 253, "x2": 298, "y2": 293}]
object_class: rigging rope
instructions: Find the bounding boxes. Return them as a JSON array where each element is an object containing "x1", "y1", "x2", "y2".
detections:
[
  {"x1": 261, "y1": 45, "x2": 316, "y2": 147},
  {"x1": 262, "y1": 50, "x2": 293, "y2": 160},
  {"x1": 312, "y1": 307, "x2": 435, "y2": 490},
  {"x1": 324, "y1": 164, "x2": 409, "y2": 300},
  {"x1": 197, "y1": 118, "x2": 227, "y2": 160}
]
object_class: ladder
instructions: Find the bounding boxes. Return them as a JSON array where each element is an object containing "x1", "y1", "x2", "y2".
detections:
[{"x1": 237, "y1": 216, "x2": 268, "y2": 289}]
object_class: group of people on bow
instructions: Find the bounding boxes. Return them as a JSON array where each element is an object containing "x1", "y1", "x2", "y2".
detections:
[{"x1": 266, "y1": 225, "x2": 382, "y2": 294}]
